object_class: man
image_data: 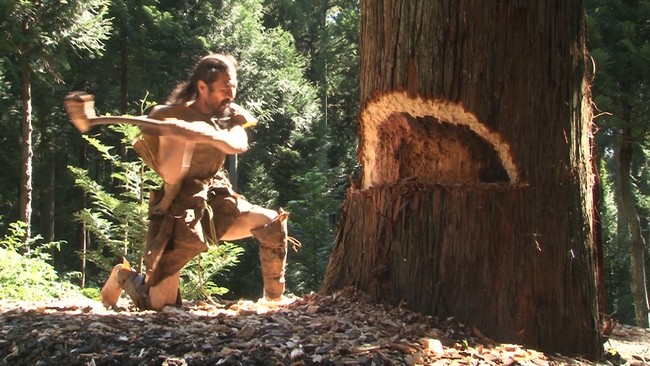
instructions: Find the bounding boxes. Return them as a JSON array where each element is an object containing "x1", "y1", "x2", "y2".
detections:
[{"x1": 100, "y1": 53, "x2": 295, "y2": 310}]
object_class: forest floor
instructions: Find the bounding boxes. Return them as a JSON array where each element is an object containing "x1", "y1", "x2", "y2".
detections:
[{"x1": 0, "y1": 287, "x2": 648, "y2": 365}]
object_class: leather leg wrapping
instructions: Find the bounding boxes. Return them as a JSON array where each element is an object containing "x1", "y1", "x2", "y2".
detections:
[
  {"x1": 119, "y1": 270, "x2": 148, "y2": 309},
  {"x1": 100, "y1": 264, "x2": 148, "y2": 309},
  {"x1": 145, "y1": 213, "x2": 209, "y2": 288},
  {"x1": 251, "y1": 210, "x2": 290, "y2": 301}
]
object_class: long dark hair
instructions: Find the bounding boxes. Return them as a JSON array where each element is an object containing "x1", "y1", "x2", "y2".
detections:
[{"x1": 167, "y1": 54, "x2": 238, "y2": 104}]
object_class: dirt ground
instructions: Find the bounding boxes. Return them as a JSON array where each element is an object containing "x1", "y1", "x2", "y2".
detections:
[
  {"x1": 603, "y1": 323, "x2": 650, "y2": 365},
  {"x1": 1, "y1": 289, "x2": 648, "y2": 365}
]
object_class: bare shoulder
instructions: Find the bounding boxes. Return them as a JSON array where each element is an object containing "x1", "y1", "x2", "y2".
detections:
[{"x1": 148, "y1": 104, "x2": 194, "y2": 121}]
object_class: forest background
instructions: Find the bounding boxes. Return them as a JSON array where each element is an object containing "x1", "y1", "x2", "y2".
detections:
[{"x1": 0, "y1": 0, "x2": 648, "y2": 328}]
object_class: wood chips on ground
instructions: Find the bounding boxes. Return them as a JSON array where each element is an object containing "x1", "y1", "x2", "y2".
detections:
[{"x1": 1, "y1": 287, "x2": 648, "y2": 365}]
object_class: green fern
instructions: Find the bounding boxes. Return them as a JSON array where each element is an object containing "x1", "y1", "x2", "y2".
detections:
[
  {"x1": 69, "y1": 126, "x2": 155, "y2": 269},
  {"x1": 181, "y1": 242, "x2": 245, "y2": 300}
]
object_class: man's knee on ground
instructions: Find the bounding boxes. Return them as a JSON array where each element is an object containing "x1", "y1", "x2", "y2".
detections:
[{"x1": 148, "y1": 271, "x2": 182, "y2": 310}]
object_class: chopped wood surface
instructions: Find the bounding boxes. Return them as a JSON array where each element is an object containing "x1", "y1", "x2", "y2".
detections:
[{"x1": 1, "y1": 288, "x2": 648, "y2": 365}]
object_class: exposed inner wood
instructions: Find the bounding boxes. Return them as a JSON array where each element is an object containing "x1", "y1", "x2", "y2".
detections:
[{"x1": 360, "y1": 92, "x2": 518, "y2": 188}]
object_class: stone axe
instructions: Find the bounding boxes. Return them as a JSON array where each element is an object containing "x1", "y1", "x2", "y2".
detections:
[{"x1": 63, "y1": 91, "x2": 258, "y2": 138}]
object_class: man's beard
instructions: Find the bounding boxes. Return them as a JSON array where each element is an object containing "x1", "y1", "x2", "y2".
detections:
[{"x1": 214, "y1": 99, "x2": 232, "y2": 118}]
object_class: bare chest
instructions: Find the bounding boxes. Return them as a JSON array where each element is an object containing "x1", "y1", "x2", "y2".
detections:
[{"x1": 185, "y1": 143, "x2": 226, "y2": 179}]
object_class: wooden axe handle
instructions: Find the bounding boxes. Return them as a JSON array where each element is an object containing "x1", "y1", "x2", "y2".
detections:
[{"x1": 64, "y1": 91, "x2": 257, "y2": 135}]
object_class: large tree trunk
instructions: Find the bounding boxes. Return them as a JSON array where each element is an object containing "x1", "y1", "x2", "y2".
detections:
[{"x1": 322, "y1": 1, "x2": 602, "y2": 356}]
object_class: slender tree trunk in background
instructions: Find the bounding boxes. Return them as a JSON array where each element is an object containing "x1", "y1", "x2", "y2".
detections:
[
  {"x1": 120, "y1": 27, "x2": 128, "y2": 115},
  {"x1": 118, "y1": 26, "x2": 129, "y2": 158},
  {"x1": 20, "y1": 59, "x2": 33, "y2": 245},
  {"x1": 79, "y1": 142, "x2": 88, "y2": 287},
  {"x1": 42, "y1": 145, "x2": 56, "y2": 243},
  {"x1": 322, "y1": 1, "x2": 602, "y2": 356},
  {"x1": 617, "y1": 127, "x2": 650, "y2": 328},
  {"x1": 36, "y1": 106, "x2": 56, "y2": 244},
  {"x1": 227, "y1": 155, "x2": 239, "y2": 191},
  {"x1": 81, "y1": 223, "x2": 87, "y2": 288},
  {"x1": 591, "y1": 153, "x2": 606, "y2": 329},
  {"x1": 320, "y1": 0, "x2": 328, "y2": 128}
]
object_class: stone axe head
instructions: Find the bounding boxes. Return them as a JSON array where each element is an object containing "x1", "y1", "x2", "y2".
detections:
[{"x1": 64, "y1": 91, "x2": 97, "y2": 133}]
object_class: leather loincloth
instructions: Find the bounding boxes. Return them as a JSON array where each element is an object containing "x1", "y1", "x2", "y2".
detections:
[{"x1": 143, "y1": 170, "x2": 252, "y2": 287}]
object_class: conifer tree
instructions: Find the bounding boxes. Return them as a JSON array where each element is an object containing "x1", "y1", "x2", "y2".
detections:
[{"x1": 0, "y1": 0, "x2": 111, "y2": 243}]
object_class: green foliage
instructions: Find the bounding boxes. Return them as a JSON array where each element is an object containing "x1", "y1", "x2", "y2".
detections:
[
  {"x1": 181, "y1": 242, "x2": 245, "y2": 300},
  {"x1": 69, "y1": 125, "x2": 157, "y2": 272},
  {"x1": 286, "y1": 167, "x2": 337, "y2": 294},
  {"x1": 244, "y1": 162, "x2": 280, "y2": 209},
  {"x1": 262, "y1": 0, "x2": 361, "y2": 196},
  {"x1": 0, "y1": 0, "x2": 112, "y2": 80},
  {"x1": 588, "y1": 0, "x2": 650, "y2": 147},
  {"x1": 323, "y1": 1, "x2": 361, "y2": 190},
  {"x1": 0, "y1": 222, "x2": 81, "y2": 300},
  {"x1": 599, "y1": 158, "x2": 636, "y2": 322},
  {"x1": 81, "y1": 287, "x2": 101, "y2": 301},
  {"x1": 587, "y1": 0, "x2": 650, "y2": 326}
]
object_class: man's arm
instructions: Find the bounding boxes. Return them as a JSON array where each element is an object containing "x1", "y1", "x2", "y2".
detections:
[
  {"x1": 146, "y1": 107, "x2": 250, "y2": 215},
  {"x1": 65, "y1": 92, "x2": 250, "y2": 154},
  {"x1": 148, "y1": 105, "x2": 250, "y2": 154}
]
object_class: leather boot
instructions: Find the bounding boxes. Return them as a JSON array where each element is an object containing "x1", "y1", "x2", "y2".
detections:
[
  {"x1": 251, "y1": 209, "x2": 290, "y2": 301},
  {"x1": 100, "y1": 264, "x2": 128, "y2": 308},
  {"x1": 100, "y1": 263, "x2": 148, "y2": 309}
]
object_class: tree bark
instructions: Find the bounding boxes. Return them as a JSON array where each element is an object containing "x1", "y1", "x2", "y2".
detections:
[
  {"x1": 323, "y1": 0, "x2": 602, "y2": 356},
  {"x1": 41, "y1": 142, "x2": 56, "y2": 244},
  {"x1": 20, "y1": 58, "x2": 33, "y2": 245},
  {"x1": 79, "y1": 140, "x2": 89, "y2": 288}
]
